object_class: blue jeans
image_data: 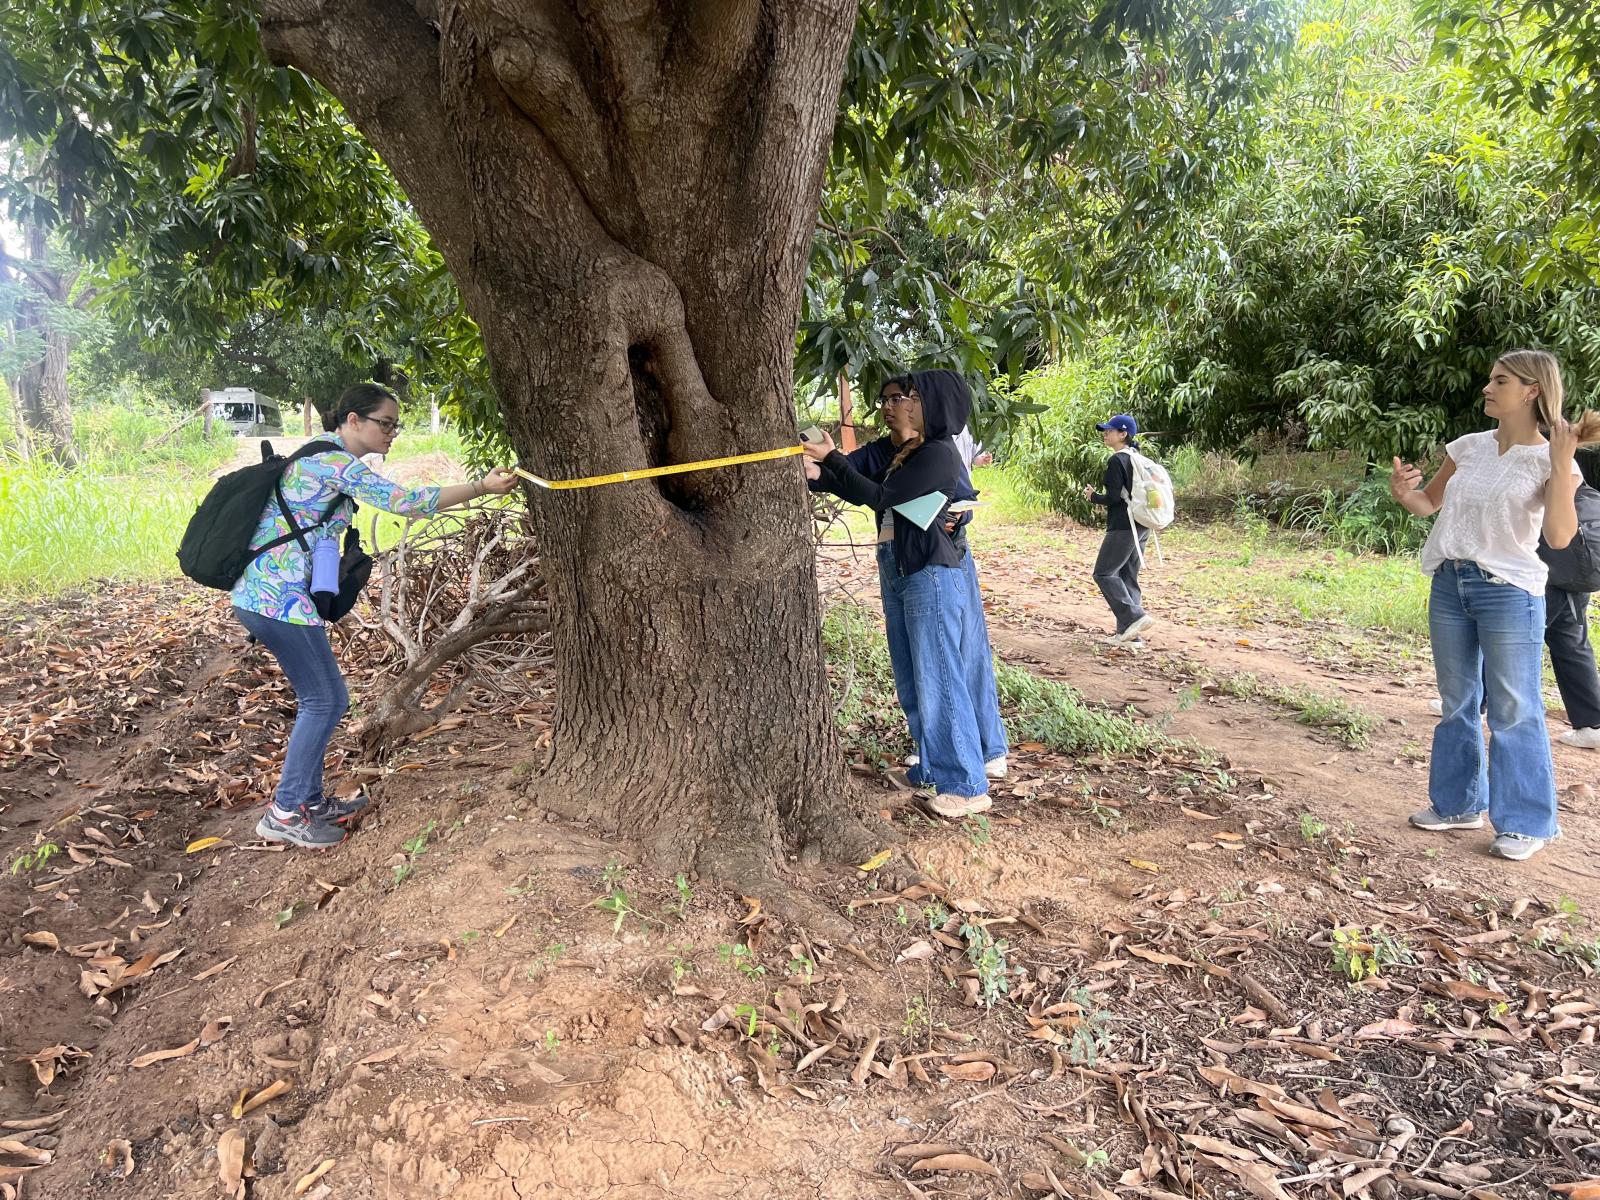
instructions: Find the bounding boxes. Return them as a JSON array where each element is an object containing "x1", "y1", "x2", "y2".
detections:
[
  {"x1": 1429, "y1": 562, "x2": 1559, "y2": 838},
  {"x1": 876, "y1": 547, "x2": 991, "y2": 796},
  {"x1": 234, "y1": 607, "x2": 349, "y2": 812},
  {"x1": 960, "y1": 551, "x2": 1009, "y2": 764}
]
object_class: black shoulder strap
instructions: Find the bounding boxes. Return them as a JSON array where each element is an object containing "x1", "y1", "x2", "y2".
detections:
[{"x1": 249, "y1": 441, "x2": 351, "y2": 561}]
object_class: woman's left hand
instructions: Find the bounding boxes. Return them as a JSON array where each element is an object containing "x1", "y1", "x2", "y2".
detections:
[
  {"x1": 478, "y1": 467, "x2": 519, "y2": 495},
  {"x1": 801, "y1": 430, "x2": 835, "y2": 461},
  {"x1": 1550, "y1": 417, "x2": 1578, "y2": 468}
]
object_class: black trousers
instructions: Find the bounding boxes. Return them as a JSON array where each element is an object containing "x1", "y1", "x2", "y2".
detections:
[
  {"x1": 1546, "y1": 587, "x2": 1600, "y2": 730},
  {"x1": 1093, "y1": 526, "x2": 1149, "y2": 633}
]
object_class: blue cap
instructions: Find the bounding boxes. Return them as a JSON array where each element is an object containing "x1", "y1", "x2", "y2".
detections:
[{"x1": 1096, "y1": 414, "x2": 1138, "y2": 440}]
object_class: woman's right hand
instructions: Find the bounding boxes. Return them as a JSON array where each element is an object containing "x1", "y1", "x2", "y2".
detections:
[
  {"x1": 801, "y1": 430, "x2": 835, "y2": 461},
  {"x1": 1082, "y1": 484, "x2": 1095, "y2": 500},
  {"x1": 478, "y1": 467, "x2": 519, "y2": 495},
  {"x1": 1389, "y1": 456, "x2": 1422, "y2": 502}
]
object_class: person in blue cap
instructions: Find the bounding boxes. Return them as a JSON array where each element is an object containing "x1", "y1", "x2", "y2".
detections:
[{"x1": 1083, "y1": 414, "x2": 1155, "y2": 643}]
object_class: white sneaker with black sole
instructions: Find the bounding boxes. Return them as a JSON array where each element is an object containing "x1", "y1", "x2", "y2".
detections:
[{"x1": 1558, "y1": 726, "x2": 1600, "y2": 749}]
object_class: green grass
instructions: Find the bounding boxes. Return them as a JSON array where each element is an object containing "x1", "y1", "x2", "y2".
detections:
[
  {"x1": 992, "y1": 658, "x2": 1169, "y2": 756},
  {"x1": 73, "y1": 405, "x2": 236, "y2": 476},
  {"x1": 970, "y1": 465, "x2": 1051, "y2": 525},
  {"x1": 1159, "y1": 520, "x2": 1432, "y2": 640},
  {"x1": 1193, "y1": 666, "x2": 1379, "y2": 748},
  {"x1": 0, "y1": 456, "x2": 209, "y2": 598}
]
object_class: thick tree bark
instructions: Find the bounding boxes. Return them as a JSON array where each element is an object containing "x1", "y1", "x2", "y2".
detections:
[
  {"x1": 8, "y1": 220, "x2": 77, "y2": 466},
  {"x1": 259, "y1": 0, "x2": 877, "y2": 898}
]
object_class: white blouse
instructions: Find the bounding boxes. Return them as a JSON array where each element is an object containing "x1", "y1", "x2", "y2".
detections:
[{"x1": 1419, "y1": 430, "x2": 1580, "y2": 594}]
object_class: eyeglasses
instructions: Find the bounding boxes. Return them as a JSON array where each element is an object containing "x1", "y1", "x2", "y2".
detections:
[{"x1": 362, "y1": 415, "x2": 404, "y2": 435}]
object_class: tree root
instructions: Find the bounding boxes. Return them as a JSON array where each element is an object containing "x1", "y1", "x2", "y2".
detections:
[{"x1": 693, "y1": 831, "x2": 854, "y2": 941}]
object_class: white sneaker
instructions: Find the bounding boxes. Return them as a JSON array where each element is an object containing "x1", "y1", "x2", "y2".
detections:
[
  {"x1": 927, "y1": 793, "x2": 992, "y2": 818},
  {"x1": 984, "y1": 755, "x2": 1007, "y2": 780},
  {"x1": 1120, "y1": 615, "x2": 1154, "y2": 641},
  {"x1": 1558, "y1": 727, "x2": 1600, "y2": 749},
  {"x1": 1428, "y1": 698, "x2": 1443, "y2": 717},
  {"x1": 904, "y1": 752, "x2": 920, "y2": 768}
]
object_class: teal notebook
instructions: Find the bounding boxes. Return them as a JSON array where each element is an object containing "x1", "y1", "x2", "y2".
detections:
[{"x1": 891, "y1": 491, "x2": 948, "y2": 531}]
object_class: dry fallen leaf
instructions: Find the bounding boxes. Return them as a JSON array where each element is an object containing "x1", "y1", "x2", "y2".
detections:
[
  {"x1": 21, "y1": 931, "x2": 60, "y2": 951},
  {"x1": 941, "y1": 1061, "x2": 997, "y2": 1083},
  {"x1": 102, "y1": 1139, "x2": 134, "y2": 1179},
  {"x1": 293, "y1": 1158, "x2": 336, "y2": 1196},
  {"x1": 193, "y1": 956, "x2": 238, "y2": 982},
  {"x1": 1550, "y1": 1184, "x2": 1600, "y2": 1200},
  {"x1": 910, "y1": 1153, "x2": 1001, "y2": 1177},
  {"x1": 1355, "y1": 1017, "x2": 1421, "y2": 1040},
  {"x1": 1127, "y1": 859, "x2": 1161, "y2": 873},
  {"x1": 217, "y1": 1128, "x2": 249, "y2": 1199},
  {"x1": 130, "y1": 1038, "x2": 200, "y2": 1069},
  {"x1": 201, "y1": 1017, "x2": 232, "y2": 1046},
  {"x1": 357, "y1": 1046, "x2": 403, "y2": 1067},
  {"x1": 0, "y1": 1142, "x2": 51, "y2": 1167},
  {"x1": 233, "y1": 1079, "x2": 292, "y2": 1118},
  {"x1": 184, "y1": 837, "x2": 225, "y2": 854},
  {"x1": 857, "y1": 848, "x2": 894, "y2": 872},
  {"x1": 1204, "y1": 1154, "x2": 1292, "y2": 1200}
]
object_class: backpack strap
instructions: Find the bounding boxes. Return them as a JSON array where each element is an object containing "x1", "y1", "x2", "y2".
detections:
[{"x1": 248, "y1": 441, "x2": 351, "y2": 562}]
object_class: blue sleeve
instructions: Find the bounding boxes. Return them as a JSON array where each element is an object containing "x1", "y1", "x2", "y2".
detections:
[{"x1": 306, "y1": 452, "x2": 442, "y2": 515}]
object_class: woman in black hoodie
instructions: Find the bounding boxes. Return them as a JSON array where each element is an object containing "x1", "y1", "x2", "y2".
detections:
[{"x1": 804, "y1": 369, "x2": 1003, "y2": 817}]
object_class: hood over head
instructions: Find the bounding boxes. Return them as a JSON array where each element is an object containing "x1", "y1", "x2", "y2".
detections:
[{"x1": 907, "y1": 369, "x2": 972, "y2": 442}]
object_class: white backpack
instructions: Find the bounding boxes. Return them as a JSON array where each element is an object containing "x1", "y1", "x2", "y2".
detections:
[{"x1": 1118, "y1": 447, "x2": 1175, "y2": 531}]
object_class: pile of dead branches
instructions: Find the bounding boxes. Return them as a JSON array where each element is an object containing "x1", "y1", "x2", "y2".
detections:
[{"x1": 346, "y1": 502, "x2": 549, "y2": 755}]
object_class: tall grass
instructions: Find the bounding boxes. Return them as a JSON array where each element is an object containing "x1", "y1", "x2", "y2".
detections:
[
  {"x1": 74, "y1": 406, "x2": 236, "y2": 476},
  {"x1": 0, "y1": 456, "x2": 208, "y2": 598}
]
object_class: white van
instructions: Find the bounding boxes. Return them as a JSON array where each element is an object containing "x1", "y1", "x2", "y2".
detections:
[{"x1": 209, "y1": 388, "x2": 285, "y2": 437}]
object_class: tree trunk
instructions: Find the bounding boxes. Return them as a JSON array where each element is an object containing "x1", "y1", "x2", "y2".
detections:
[
  {"x1": 11, "y1": 220, "x2": 77, "y2": 466},
  {"x1": 260, "y1": 1, "x2": 880, "y2": 901}
]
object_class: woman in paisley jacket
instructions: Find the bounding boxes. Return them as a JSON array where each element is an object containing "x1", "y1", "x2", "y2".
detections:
[{"x1": 233, "y1": 383, "x2": 518, "y2": 848}]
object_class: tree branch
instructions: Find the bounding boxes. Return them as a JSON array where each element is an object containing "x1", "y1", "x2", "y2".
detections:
[
  {"x1": 257, "y1": 0, "x2": 478, "y2": 282},
  {"x1": 0, "y1": 247, "x2": 63, "y2": 298}
]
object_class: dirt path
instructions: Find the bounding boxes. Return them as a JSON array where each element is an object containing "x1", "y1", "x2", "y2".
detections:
[
  {"x1": 947, "y1": 523, "x2": 1600, "y2": 908},
  {"x1": 3, "y1": 560, "x2": 1597, "y2": 1199}
]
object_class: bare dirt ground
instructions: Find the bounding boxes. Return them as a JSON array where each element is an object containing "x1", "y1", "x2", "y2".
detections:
[{"x1": 1, "y1": 520, "x2": 1597, "y2": 1200}]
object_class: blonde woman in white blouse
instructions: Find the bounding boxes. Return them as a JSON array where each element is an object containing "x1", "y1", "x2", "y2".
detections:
[{"x1": 1389, "y1": 350, "x2": 1596, "y2": 860}]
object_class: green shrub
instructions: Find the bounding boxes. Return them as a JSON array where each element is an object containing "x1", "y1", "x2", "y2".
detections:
[{"x1": 1004, "y1": 345, "x2": 1132, "y2": 522}]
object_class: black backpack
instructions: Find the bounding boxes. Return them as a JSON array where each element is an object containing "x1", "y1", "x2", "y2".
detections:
[
  {"x1": 1540, "y1": 481, "x2": 1600, "y2": 594},
  {"x1": 177, "y1": 440, "x2": 349, "y2": 591}
]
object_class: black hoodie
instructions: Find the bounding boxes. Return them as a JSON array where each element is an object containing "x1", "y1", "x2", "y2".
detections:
[{"x1": 815, "y1": 368, "x2": 972, "y2": 578}]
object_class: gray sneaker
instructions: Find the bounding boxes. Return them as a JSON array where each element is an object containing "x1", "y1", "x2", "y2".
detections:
[
  {"x1": 256, "y1": 805, "x2": 346, "y2": 848},
  {"x1": 1489, "y1": 832, "x2": 1549, "y2": 861},
  {"x1": 1408, "y1": 807, "x2": 1485, "y2": 831},
  {"x1": 308, "y1": 791, "x2": 370, "y2": 825}
]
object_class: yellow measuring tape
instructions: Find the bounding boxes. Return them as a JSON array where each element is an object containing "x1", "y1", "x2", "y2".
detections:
[{"x1": 513, "y1": 444, "x2": 805, "y2": 490}]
